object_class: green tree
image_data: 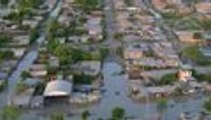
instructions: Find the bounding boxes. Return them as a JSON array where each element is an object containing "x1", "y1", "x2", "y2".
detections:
[
  {"x1": 111, "y1": 107, "x2": 125, "y2": 120},
  {"x1": 81, "y1": 110, "x2": 90, "y2": 120},
  {"x1": 157, "y1": 73, "x2": 177, "y2": 85},
  {"x1": 0, "y1": 34, "x2": 12, "y2": 47},
  {"x1": 0, "y1": 0, "x2": 9, "y2": 6},
  {"x1": 54, "y1": 44, "x2": 73, "y2": 65},
  {"x1": 50, "y1": 112, "x2": 64, "y2": 120},
  {"x1": 1, "y1": 105, "x2": 21, "y2": 120},
  {"x1": 20, "y1": 71, "x2": 31, "y2": 80},
  {"x1": 204, "y1": 98, "x2": 211, "y2": 112},
  {"x1": 29, "y1": 28, "x2": 39, "y2": 44}
]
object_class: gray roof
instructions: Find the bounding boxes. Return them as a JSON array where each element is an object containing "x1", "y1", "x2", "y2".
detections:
[{"x1": 44, "y1": 80, "x2": 72, "y2": 97}]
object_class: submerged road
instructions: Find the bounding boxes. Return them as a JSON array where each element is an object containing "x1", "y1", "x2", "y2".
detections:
[{"x1": 6, "y1": 0, "x2": 62, "y2": 105}]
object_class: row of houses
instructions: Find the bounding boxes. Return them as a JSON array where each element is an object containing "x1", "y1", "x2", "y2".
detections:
[{"x1": 57, "y1": 1, "x2": 103, "y2": 44}]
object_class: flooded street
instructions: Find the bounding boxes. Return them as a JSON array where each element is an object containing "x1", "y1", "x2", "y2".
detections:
[
  {"x1": 17, "y1": 62, "x2": 207, "y2": 120},
  {"x1": 67, "y1": 62, "x2": 206, "y2": 120}
]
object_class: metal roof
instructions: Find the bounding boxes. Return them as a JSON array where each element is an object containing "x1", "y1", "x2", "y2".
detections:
[{"x1": 43, "y1": 80, "x2": 72, "y2": 97}]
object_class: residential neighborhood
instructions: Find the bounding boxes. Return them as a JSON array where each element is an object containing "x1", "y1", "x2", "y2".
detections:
[{"x1": 1, "y1": 0, "x2": 211, "y2": 120}]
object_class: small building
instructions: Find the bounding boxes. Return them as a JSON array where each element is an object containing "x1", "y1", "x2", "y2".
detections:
[
  {"x1": 43, "y1": 80, "x2": 72, "y2": 105},
  {"x1": 72, "y1": 61, "x2": 101, "y2": 76},
  {"x1": 175, "y1": 31, "x2": 202, "y2": 43},
  {"x1": 195, "y1": 2, "x2": 211, "y2": 15},
  {"x1": 146, "y1": 86, "x2": 175, "y2": 97}
]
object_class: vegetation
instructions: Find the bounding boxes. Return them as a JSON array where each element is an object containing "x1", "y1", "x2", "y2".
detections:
[
  {"x1": 204, "y1": 98, "x2": 211, "y2": 112},
  {"x1": 0, "y1": 34, "x2": 12, "y2": 47},
  {"x1": 0, "y1": 50, "x2": 14, "y2": 63},
  {"x1": 20, "y1": 71, "x2": 31, "y2": 80},
  {"x1": 156, "y1": 98, "x2": 168, "y2": 120},
  {"x1": 193, "y1": 32, "x2": 202, "y2": 39},
  {"x1": 114, "y1": 33, "x2": 124, "y2": 41},
  {"x1": 200, "y1": 19, "x2": 211, "y2": 31},
  {"x1": 73, "y1": 74, "x2": 94, "y2": 85},
  {"x1": 124, "y1": 0, "x2": 133, "y2": 6},
  {"x1": 157, "y1": 73, "x2": 177, "y2": 85},
  {"x1": 74, "y1": 0, "x2": 99, "y2": 9},
  {"x1": 50, "y1": 112, "x2": 64, "y2": 120},
  {"x1": 191, "y1": 70, "x2": 211, "y2": 83},
  {"x1": 0, "y1": 80, "x2": 6, "y2": 92},
  {"x1": 4, "y1": 0, "x2": 43, "y2": 22},
  {"x1": 181, "y1": 46, "x2": 211, "y2": 65},
  {"x1": 0, "y1": 0, "x2": 9, "y2": 6},
  {"x1": 99, "y1": 47, "x2": 109, "y2": 60},
  {"x1": 161, "y1": 12, "x2": 183, "y2": 20},
  {"x1": 1, "y1": 105, "x2": 21, "y2": 120},
  {"x1": 111, "y1": 107, "x2": 125, "y2": 120},
  {"x1": 16, "y1": 82, "x2": 28, "y2": 94},
  {"x1": 29, "y1": 28, "x2": 39, "y2": 44},
  {"x1": 33, "y1": 82, "x2": 45, "y2": 95},
  {"x1": 81, "y1": 110, "x2": 90, "y2": 120}
]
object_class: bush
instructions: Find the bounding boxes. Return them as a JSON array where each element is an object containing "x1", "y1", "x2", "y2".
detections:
[
  {"x1": 1, "y1": 105, "x2": 21, "y2": 120},
  {"x1": 73, "y1": 74, "x2": 94, "y2": 85},
  {"x1": 193, "y1": 32, "x2": 202, "y2": 39},
  {"x1": 50, "y1": 112, "x2": 64, "y2": 120},
  {"x1": 112, "y1": 107, "x2": 125, "y2": 120},
  {"x1": 157, "y1": 73, "x2": 177, "y2": 85}
]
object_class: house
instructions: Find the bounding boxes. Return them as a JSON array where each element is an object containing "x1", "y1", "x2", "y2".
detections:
[
  {"x1": 195, "y1": 2, "x2": 211, "y2": 15},
  {"x1": 0, "y1": 48, "x2": 26, "y2": 58},
  {"x1": 72, "y1": 61, "x2": 101, "y2": 76},
  {"x1": 146, "y1": 86, "x2": 175, "y2": 97},
  {"x1": 29, "y1": 64, "x2": 47, "y2": 78},
  {"x1": 23, "y1": 78, "x2": 43, "y2": 87},
  {"x1": 124, "y1": 43, "x2": 147, "y2": 61},
  {"x1": 85, "y1": 16, "x2": 102, "y2": 40},
  {"x1": 124, "y1": 47, "x2": 143, "y2": 60},
  {"x1": 22, "y1": 19, "x2": 39, "y2": 28},
  {"x1": 11, "y1": 35, "x2": 30, "y2": 46},
  {"x1": 175, "y1": 31, "x2": 202, "y2": 43},
  {"x1": 0, "y1": 60, "x2": 17, "y2": 72},
  {"x1": 49, "y1": 56, "x2": 59, "y2": 67}
]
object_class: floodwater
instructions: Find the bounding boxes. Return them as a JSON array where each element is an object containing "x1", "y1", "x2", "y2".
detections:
[{"x1": 67, "y1": 62, "x2": 206, "y2": 120}]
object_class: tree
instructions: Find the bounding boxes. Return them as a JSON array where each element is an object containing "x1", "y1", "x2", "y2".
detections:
[
  {"x1": 81, "y1": 110, "x2": 90, "y2": 120},
  {"x1": 29, "y1": 28, "x2": 39, "y2": 44},
  {"x1": 1, "y1": 105, "x2": 21, "y2": 120},
  {"x1": 0, "y1": 0, "x2": 9, "y2": 6},
  {"x1": 111, "y1": 107, "x2": 125, "y2": 120},
  {"x1": 193, "y1": 32, "x2": 202, "y2": 39},
  {"x1": 157, "y1": 73, "x2": 177, "y2": 85},
  {"x1": 20, "y1": 71, "x2": 31, "y2": 80},
  {"x1": 0, "y1": 34, "x2": 12, "y2": 47},
  {"x1": 54, "y1": 44, "x2": 73, "y2": 65},
  {"x1": 50, "y1": 112, "x2": 64, "y2": 120},
  {"x1": 204, "y1": 98, "x2": 211, "y2": 113}
]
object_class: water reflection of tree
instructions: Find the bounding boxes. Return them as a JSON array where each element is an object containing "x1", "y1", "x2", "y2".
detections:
[{"x1": 156, "y1": 98, "x2": 168, "y2": 120}]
